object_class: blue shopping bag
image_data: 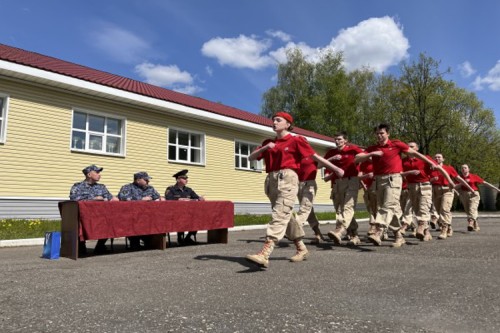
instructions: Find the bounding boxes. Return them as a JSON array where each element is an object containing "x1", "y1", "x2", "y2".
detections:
[{"x1": 42, "y1": 231, "x2": 61, "y2": 260}]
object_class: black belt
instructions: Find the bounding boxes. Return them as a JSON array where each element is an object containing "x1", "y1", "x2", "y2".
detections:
[{"x1": 420, "y1": 182, "x2": 431, "y2": 185}]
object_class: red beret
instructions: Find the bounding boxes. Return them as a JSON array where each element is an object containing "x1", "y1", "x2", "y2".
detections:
[{"x1": 273, "y1": 111, "x2": 293, "y2": 124}]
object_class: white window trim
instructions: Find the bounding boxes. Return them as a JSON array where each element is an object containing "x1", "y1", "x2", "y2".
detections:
[
  {"x1": 70, "y1": 108, "x2": 127, "y2": 157},
  {"x1": 167, "y1": 127, "x2": 206, "y2": 166},
  {"x1": 0, "y1": 92, "x2": 9, "y2": 143},
  {"x1": 234, "y1": 139, "x2": 263, "y2": 172}
]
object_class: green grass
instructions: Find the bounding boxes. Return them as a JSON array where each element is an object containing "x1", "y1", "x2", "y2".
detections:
[
  {"x1": 0, "y1": 219, "x2": 61, "y2": 240},
  {"x1": 0, "y1": 211, "x2": 371, "y2": 240}
]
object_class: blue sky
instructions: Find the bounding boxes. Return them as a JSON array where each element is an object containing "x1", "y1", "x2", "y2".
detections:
[{"x1": 1, "y1": 0, "x2": 500, "y2": 126}]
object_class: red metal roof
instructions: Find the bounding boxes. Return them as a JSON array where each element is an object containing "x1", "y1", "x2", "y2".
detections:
[{"x1": 0, "y1": 43, "x2": 334, "y2": 143}]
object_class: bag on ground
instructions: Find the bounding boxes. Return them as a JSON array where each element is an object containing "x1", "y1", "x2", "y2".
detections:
[{"x1": 42, "y1": 231, "x2": 61, "y2": 260}]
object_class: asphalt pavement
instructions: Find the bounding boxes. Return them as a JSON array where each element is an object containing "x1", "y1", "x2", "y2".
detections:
[{"x1": 1, "y1": 216, "x2": 499, "y2": 333}]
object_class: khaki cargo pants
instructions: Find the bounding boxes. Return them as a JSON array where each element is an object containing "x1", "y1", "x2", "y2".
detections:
[
  {"x1": 432, "y1": 186, "x2": 454, "y2": 226},
  {"x1": 264, "y1": 169, "x2": 304, "y2": 242},
  {"x1": 407, "y1": 182, "x2": 432, "y2": 223},
  {"x1": 374, "y1": 174, "x2": 403, "y2": 231},
  {"x1": 296, "y1": 179, "x2": 319, "y2": 229},
  {"x1": 459, "y1": 190, "x2": 480, "y2": 221},
  {"x1": 333, "y1": 176, "x2": 360, "y2": 231}
]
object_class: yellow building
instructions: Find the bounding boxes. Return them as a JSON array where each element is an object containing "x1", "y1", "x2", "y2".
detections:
[{"x1": 0, "y1": 44, "x2": 337, "y2": 218}]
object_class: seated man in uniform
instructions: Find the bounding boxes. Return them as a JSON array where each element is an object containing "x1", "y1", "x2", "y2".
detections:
[
  {"x1": 165, "y1": 169, "x2": 204, "y2": 246},
  {"x1": 69, "y1": 164, "x2": 118, "y2": 255},
  {"x1": 118, "y1": 171, "x2": 162, "y2": 250}
]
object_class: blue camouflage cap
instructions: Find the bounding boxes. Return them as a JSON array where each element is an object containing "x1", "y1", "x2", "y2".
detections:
[
  {"x1": 134, "y1": 171, "x2": 152, "y2": 180},
  {"x1": 82, "y1": 164, "x2": 103, "y2": 175}
]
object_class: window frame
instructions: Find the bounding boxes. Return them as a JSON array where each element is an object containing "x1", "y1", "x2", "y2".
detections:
[
  {"x1": 0, "y1": 93, "x2": 9, "y2": 144},
  {"x1": 70, "y1": 108, "x2": 126, "y2": 156},
  {"x1": 234, "y1": 140, "x2": 262, "y2": 172},
  {"x1": 167, "y1": 127, "x2": 206, "y2": 165}
]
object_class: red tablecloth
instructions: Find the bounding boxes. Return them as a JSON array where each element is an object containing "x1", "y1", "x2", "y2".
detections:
[{"x1": 75, "y1": 200, "x2": 234, "y2": 241}]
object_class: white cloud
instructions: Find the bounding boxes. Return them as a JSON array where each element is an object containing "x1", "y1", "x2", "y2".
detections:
[
  {"x1": 205, "y1": 65, "x2": 213, "y2": 76},
  {"x1": 202, "y1": 16, "x2": 408, "y2": 73},
  {"x1": 269, "y1": 42, "x2": 322, "y2": 64},
  {"x1": 134, "y1": 62, "x2": 202, "y2": 95},
  {"x1": 174, "y1": 85, "x2": 203, "y2": 95},
  {"x1": 89, "y1": 23, "x2": 151, "y2": 64},
  {"x1": 458, "y1": 61, "x2": 476, "y2": 78},
  {"x1": 201, "y1": 34, "x2": 274, "y2": 69},
  {"x1": 328, "y1": 16, "x2": 409, "y2": 72},
  {"x1": 472, "y1": 61, "x2": 500, "y2": 91},
  {"x1": 266, "y1": 30, "x2": 292, "y2": 42}
]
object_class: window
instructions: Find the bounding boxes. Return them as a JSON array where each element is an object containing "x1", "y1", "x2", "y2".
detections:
[
  {"x1": 71, "y1": 110, "x2": 125, "y2": 155},
  {"x1": 168, "y1": 128, "x2": 205, "y2": 164},
  {"x1": 0, "y1": 94, "x2": 8, "y2": 143},
  {"x1": 235, "y1": 141, "x2": 262, "y2": 171}
]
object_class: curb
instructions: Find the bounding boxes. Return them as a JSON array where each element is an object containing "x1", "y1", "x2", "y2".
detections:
[
  {"x1": 0, "y1": 220, "x2": 342, "y2": 248},
  {"x1": 1, "y1": 215, "x2": 497, "y2": 248}
]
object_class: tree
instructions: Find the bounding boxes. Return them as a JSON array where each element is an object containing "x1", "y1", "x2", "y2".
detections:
[{"x1": 261, "y1": 48, "x2": 374, "y2": 141}]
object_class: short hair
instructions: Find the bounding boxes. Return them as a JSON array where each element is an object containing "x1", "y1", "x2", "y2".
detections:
[
  {"x1": 374, "y1": 123, "x2": 390, "y2": 133},
  {"x1": 334, "y1": 131, "x2": 348, "y2": 139},
  {"x1": 408, "y1": 141, "x2": 419, "y2": 148}
]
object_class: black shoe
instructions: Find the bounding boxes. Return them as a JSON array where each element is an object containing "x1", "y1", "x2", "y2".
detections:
[
  {"x1": 184, "y1": 237, "x2": 198, "y2": 246},
  {"x1": 78, "y1": 241, "x2": 88, "y2": 256},
  {"x1": 93, "y1": 245, "x2": 110, "y2": 255}
]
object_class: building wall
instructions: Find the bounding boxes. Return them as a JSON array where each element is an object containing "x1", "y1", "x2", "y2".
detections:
[{"x1": 0, "y1": 77, "x2": 335, "y2": 211}]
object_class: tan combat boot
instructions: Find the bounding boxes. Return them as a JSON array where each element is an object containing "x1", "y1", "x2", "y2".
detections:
[
  {"x1": 392, "y1": 230, "x2": 406, "y2": 248},
  {"x1": 467, "y1": 219, "x2": 475, "y2": 231},
  {"x1": 290, "y1": 239, "x2": 309, "y2": 262},
  {"x1": 310, "y1": 225, "x2": 325, "y2": 245},
  {"x1": 423, "y1": 229, "x2": 432, "y2": 241},
  {"x1": 473, "y1": 220, "x2": 480, "y2": 231},
  {"x1": 430, "y1": 216, "x2": 438, "y2": 230},
  {"x1": 328, "y1": 225, "x2": 347, "y2": 245},
  {"x1": 367, "y1": 226, "x2": 383, "y2": 246},
  {"x1": 415, "y1": 221, "x2": 426, "y2": 240},
  {"x1": 367, "y1": 223, "x2": 377, "y2": 236},
  {"x1": 347, "y1": 234, "x2": 361, "y2": 246},
  {"x1": 438, "y1": 224, "x2": 448, "y2": 239},
  {"x1": 400, "y1": 223, "x2": 409, "y2": 236},
  {"x1": 447, "y1": 225, "x2": 453, "y2": 237},
  {"x1": 246, "y1": 239, "x2": 275, "y2": 268}
]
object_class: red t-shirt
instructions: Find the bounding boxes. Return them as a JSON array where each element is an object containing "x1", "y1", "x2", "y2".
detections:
[
  {"x1": 402, "y1": 155, "x2": 434, "y2": 183},
  {"x1": 359, "y1": 159, "x2": 374, "y2": 188},
  {"x1": 365, "y1": 139, "x2": 409, "y2": 175},
  {"x1": 324, "y1": 144, "x2": 363, "y2": 178},
  {"x1": 430, "y1": 164, "x2": 458, "y2": 186},
  {"x1": 460, "y1": 173, "x2": 484, "y2": 191},
  {"x1": 297, "y1": 156, "x2": 318, "y2": 181},
  {"x1": 256, "y1": 134, "x2": 316, "y2": 173}
]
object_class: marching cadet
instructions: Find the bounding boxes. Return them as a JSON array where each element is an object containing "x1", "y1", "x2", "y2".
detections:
[{"x1": 245, "y1": 111, "x2": 344, "y2": 268}]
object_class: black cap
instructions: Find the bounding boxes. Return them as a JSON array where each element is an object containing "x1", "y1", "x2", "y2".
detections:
[
  {"x1": 173, "y1": 169, "x2": 189, "y2": 178},
  {"x1": 82, "y1": 164, "x2": 103, "y2": 175}
]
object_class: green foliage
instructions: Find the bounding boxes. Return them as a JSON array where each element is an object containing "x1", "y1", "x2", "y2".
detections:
[
  {"x1": 0, "y1": 219, "x2": 60, "y2": 240},
  {"x1": 261, "y1": 49, "x2": 500, "y2": 182}
]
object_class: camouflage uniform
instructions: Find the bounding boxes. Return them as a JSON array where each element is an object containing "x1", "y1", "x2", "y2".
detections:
[
  {"x1": 117, "y1": 182, "x2": 160, "y2": 250},
  {"x1": 69, "y1": 179, "x2": 114, "y2": 255},
  {"x1": 69, "y1": 181, "x2": 114, "y2": 201},
  {"x1": 118, "y1": 183, "x2": 160, "y2": 201}
]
